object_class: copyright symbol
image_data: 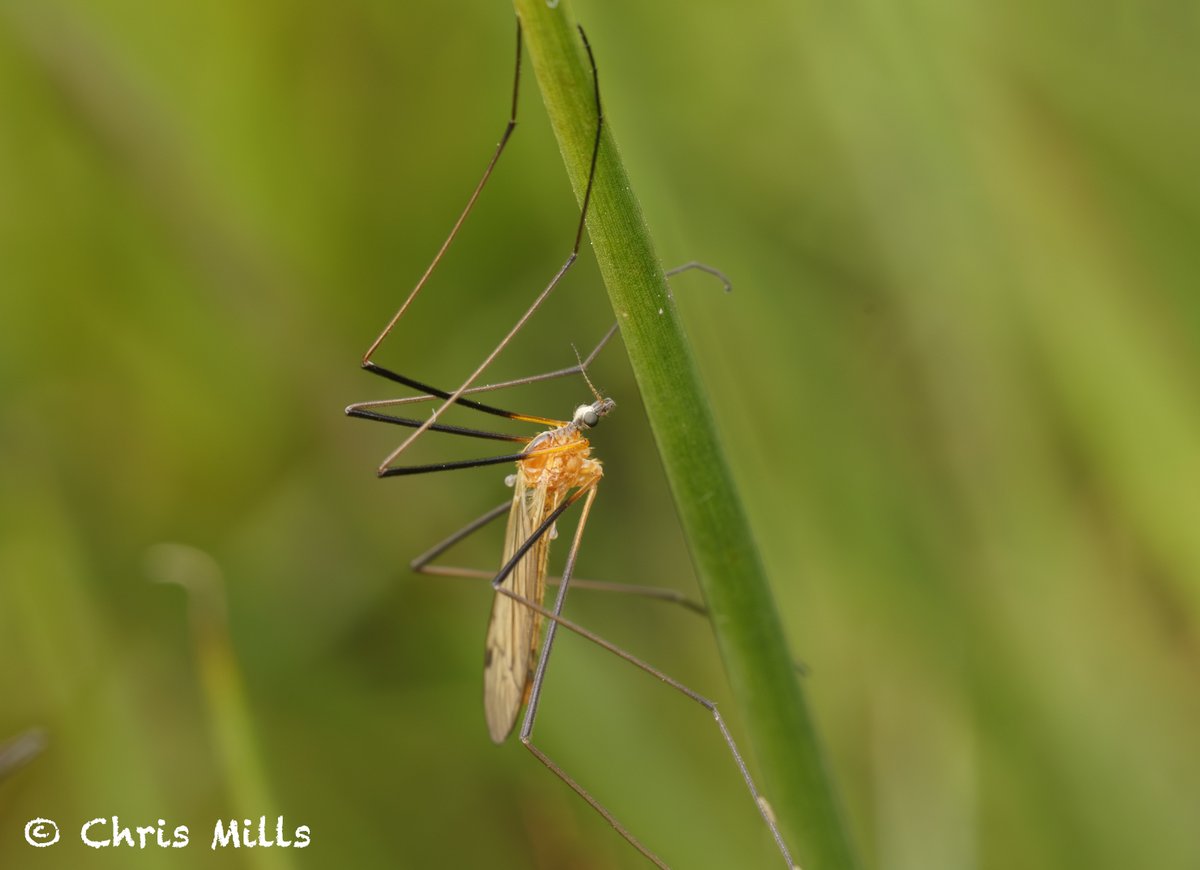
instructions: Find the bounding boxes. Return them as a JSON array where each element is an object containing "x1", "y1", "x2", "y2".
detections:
[{"x1": 24, "y1": 818, "x2": 60, "y2": 847}]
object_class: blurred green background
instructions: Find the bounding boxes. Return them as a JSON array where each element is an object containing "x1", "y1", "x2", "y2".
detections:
[{"x1": 2, "y1": 0, "x2": 1198, "y2": 868}]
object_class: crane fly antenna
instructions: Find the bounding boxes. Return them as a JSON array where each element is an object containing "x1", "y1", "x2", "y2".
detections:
[{"x1": 571, "y1": 342, "x2": 604, "y2": 402}]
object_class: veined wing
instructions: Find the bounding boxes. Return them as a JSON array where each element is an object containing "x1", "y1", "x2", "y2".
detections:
[{"x1": 483, "y1": 472, "x2": 560, "y2": 743}]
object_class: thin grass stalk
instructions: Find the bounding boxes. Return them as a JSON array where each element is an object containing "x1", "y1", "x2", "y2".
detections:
[{"x1": 510, "y1": 3, "x2": 859, "y2": 867}]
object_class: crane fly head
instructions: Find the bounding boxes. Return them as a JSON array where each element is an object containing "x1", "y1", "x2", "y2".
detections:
[{"x1": 573, "y1": 397, "x2": 615, "y2": 429}]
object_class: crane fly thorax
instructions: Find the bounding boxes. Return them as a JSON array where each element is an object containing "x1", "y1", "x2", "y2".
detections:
[{"x1": 518, "y1": 427, "x2": 602, "y2": 491}]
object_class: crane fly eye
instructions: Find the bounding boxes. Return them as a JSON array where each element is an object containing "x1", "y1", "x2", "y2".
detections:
[{"x1": 573, "y1": 404, "x2": 600, "y2": 427}]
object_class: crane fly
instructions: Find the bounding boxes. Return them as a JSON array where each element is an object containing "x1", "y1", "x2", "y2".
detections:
[{"x1": 345, "y1": 17, "x2": 798, "y2": 869}]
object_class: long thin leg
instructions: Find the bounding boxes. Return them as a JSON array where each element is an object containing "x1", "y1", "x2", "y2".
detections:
[
  {"x1": 372, "y1": 26, "x2": 604, "y2": 475},
  {"x1": 348, "y1": 322, "x2": 617, "y2": 418},
  {"x1": 349, "y1": 258, "x2": 726, "y2": 435},
  {"x1": 664, "y1": 261, "x2": 733, "y2": 292},
  {"x1": 408, "y1": 499, "x2": 706, "y2": 614},
  {"x1": 346, "y1": 409, "x2": 532, "y2": 444},
  {"x1": 374, "y1": 428, "x2": 602, "y2": 478},
  {"x1": 496, "y1": 489, "x2": 798, "y2": 869},
  {"x1": 361, "y1": 21, "x2": 523, "y2": 368},
  {"x1": 516, "y1": 485, "x2": 667, "y2": 868}
]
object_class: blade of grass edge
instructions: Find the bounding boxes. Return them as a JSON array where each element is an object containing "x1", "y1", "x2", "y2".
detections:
[{"x1": 510, "y1": 3, "x2": 859, "y2": 868}]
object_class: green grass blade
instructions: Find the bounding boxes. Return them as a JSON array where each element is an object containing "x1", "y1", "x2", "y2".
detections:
[{"x1": 511, "y1": 2, "x2": 859, "y2": 867}]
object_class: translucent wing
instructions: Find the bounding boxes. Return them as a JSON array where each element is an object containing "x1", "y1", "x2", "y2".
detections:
[{"x1": 483, "y1": 473, "x2": 559, "y2": 743}]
